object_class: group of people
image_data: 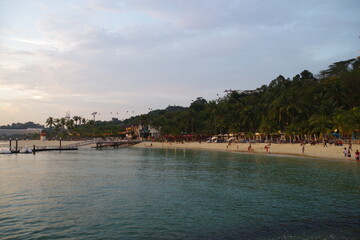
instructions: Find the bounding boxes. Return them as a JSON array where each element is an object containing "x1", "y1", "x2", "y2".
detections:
[{"x1": 343, "y1": 147, "x2": 360, "y2": 160}]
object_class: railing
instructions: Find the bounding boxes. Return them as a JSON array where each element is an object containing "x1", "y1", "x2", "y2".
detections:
[{"x1": 65, "y1": 140, "x2": 98, "y2": 148}]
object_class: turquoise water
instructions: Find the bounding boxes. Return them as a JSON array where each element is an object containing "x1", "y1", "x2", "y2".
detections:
[{"x1": 1, "y1": 148, "x2": 360, "y2": 239}]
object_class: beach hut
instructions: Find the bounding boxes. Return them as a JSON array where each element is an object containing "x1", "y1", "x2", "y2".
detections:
[{"x1": 40, "y1": 130, "x2": 47, "y2": 141}]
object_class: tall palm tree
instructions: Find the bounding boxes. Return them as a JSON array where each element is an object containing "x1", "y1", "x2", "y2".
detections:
[
  {"x1": 73, "y1": 116, "x2": 80, "y2": 126},
  {"x1": 241, "y1": 107, "x2": 256, "y2": 132},
  {"x1": 268, "y1": 95, "x2": 288, "y2": 129},
  {"x1": 259, "y1": 116, "x2": 277, "y2": 141},
  {"x1": 332, "y1": 112, "x2": 350, "y2": 138},
  {"x1": 46, "y1": 117, "x2": 54, "y2": 128},
  {"x1": 284, "y1": 91, "x2": 306, "y2": 124},
  {"x1": 81, "y1": 118, "x2": 87, "y2": 125},
  {"x1": 309, "y1": 114, "x2": 333, "y2": 139},
  {"x1": 66, "y1": 119, "x2": 75, "y2": 131},
  {"x1": 348, "y1": 107, "x2": 360, "y2": 135},
  {"x1": 59, "y1": 118, "x2": 66, "y2": 129},
  {"x1": 204, "y1": 100, "x2": 218, "y2": 134}
]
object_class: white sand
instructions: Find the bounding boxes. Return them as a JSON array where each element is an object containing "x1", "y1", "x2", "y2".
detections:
[{"x1": 132, "y1": 141, "x2": 359, "y2": 161}]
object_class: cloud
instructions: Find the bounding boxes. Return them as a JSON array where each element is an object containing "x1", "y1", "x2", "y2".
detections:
[{"x1": 0, "y1": 0, "x2": 359, "y2": 124}]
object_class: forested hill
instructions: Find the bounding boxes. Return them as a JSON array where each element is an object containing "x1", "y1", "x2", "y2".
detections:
[
  {"x1": 0, "y1": 122, "x2": 44, "y2": 129},
  {"x1": 136, "y1": 57, "x2": 360, "y2": 137}
]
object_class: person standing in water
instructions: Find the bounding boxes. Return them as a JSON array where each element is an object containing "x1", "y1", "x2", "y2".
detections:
[
  {"x1": 302, "y1": 143, "x2": 305, "y2": 153},
  {"x1": 355, "y1": 149, "x2": 359, "y2": 160},
  {"x1": 343, "y1": 147, "x2": 347, "y2": 157}
]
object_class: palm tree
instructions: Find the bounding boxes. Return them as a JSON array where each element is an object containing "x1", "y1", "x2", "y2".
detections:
[
  {"x1": 58, "y1": 118, "x2": 66, "y2": 130},
  {"x1": 66, "y1": 119, "x2": 75, "y2": 131},
  {"x1": 73, "y1": 116, "x2": 80, "y2": 126},
  {"x1": 81, "y1": 118, "x2": 87, "y2": 125},
  {"x1": 348, "y1": 107, "x2": 360, "y2": 135},
  {"x1": 284, "y1": 91, "x2": 306, "y2": 124},
  {"x1": 332, "y1": 112, "x2": 351, "y2": 138},
  {"x1": 204, "y1": 100, "x2": 218, "y2": 134},
  {"x1": 46, "y1": 117, "x2": 55, "y2": 128},
  {"x1": 259, "y1": 116, "x2": 278, "y2": 141},
  {"x1": 268, "y1": 95, "x2": 288, "y2": 129},
  {"x1": 240, "y1": 107, "x2": 256, "y2": 132},
  {"x1": 309, "y1": 114, "x2": 333, "y2": 139}
]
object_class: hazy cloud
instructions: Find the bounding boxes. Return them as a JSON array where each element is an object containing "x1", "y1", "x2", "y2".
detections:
[{"x1": 0, "y1": 0, "x2": 359, "y2": 124}]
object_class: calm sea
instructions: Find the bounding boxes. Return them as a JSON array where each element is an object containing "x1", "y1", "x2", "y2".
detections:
[{"x1": 1, "y1": 148, "x2": 360, "y2": 239}]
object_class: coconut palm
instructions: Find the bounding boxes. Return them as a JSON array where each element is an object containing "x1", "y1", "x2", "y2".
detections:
[
  {"x1": 66, "y1": 119, "x2": 75, "y2": 130},
  {"x1": 73, "y1": 116, "x2": 81, "y2": 126},
  {"x1": 348, "y1": 107, "x2": 360, "y2": 134},
  {"x1": 259, "y1": 116, "x2": 278, "y2": 141},
  {"x1": 309, "y1": 114, "x2": 333, "y2": 139},
  {"x1": 81, "y1": 118, "x2": 87, "y2": 125},
  {"x1": 46, "y1": 117, "x2": 55, "y2": 128}
]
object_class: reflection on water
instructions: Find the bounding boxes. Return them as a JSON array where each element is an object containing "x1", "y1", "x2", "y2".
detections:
[{"x1": 1, "y1": 148, "x2": 360, "y2": 239}]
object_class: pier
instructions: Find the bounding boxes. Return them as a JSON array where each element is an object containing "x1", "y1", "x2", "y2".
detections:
[
  {"x1": 1, "y1": 139, "x2": 141, "y2": 154},
  {"x1": 94, "y1": 140, "x2": 140, "y2": 150}
]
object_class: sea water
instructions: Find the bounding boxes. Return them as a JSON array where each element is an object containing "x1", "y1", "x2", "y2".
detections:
[{"x1": 1, "y1": 148, "x2": 359, "y2": 239}]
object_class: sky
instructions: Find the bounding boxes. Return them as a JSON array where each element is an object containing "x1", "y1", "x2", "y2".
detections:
[{"x1": 0, "y1": 0, "x2": 359, "y2": 125}]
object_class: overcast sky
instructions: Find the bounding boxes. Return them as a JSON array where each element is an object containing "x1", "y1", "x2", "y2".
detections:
[{"x1": 1, "y1": 0, "x2": 359, "y2": 125}]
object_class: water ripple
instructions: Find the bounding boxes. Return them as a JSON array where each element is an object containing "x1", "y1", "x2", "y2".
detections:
[{"x1": 0, "y1": 149, "x2": 359, "y2": 239}]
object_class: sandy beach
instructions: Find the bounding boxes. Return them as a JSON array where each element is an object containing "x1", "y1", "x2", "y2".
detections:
[{"x1": 132, "y1": 141, "x2": 360, "y2": 161}]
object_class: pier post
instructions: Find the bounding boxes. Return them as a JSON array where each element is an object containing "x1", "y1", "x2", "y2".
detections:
[
  {"x1": 33, "y1": 145, "x2": 36, "y2": 155},
  {"x1": 9, "y1": 138, "x2": 12, "y2": 151},
  {"x1": 15, "y1": 138, "x2": 18, "y2": 152}
]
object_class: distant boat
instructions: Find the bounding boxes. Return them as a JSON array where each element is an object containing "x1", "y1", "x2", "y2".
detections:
[
  {"x1": 0, "y1": 148, "x2": 12, "y2": 154},
  {"x1": 20, "y1": 147, "x2": 33, "y2": 154}
]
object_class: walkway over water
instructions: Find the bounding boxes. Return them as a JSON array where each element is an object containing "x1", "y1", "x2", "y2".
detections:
[
  {"x1": 66, "y1": 139, "x2": 141, "y2": 149},
  {"x1": 1, "y1": 139, "x2": 141, "y2": 154}
]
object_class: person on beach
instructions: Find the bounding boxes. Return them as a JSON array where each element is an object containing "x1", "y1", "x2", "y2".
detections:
[
  {"x1": 302, "y1": 143, "x2": 305, "y2": 153},
  {"x1": 264, "y1": 145, "x2": 270, "y2": 153},
  {"x1": 343, "y1": 147, "x2": 347, "y2": 157},
  {"x1": 355, "y1": 150, "x2": 359, "y2": 160},
  {"x1": 347, "y1": 149, "x2": 351, "y2": 158}
]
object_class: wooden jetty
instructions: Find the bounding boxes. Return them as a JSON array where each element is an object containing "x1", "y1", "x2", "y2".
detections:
[
  {"x1": 4, "y1": 139, "x2": 78, "y2": 154},
  {"x1": 94, "y1": 140, "x2": 140, "y2": 150},
  {"x1": 32, "y1": 146, "x2": 78, "y2": 153},
  {"x1": 3, "y1": 139, "x2": 140, "y2": 154}
]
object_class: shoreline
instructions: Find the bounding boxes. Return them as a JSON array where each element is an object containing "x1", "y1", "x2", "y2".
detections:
[
  {"x1": 1, "y1": 140, "x2": 359, "y2": 162},
  {"x1": 131, "y1": 141, "x2": 360, "y2": 162}
]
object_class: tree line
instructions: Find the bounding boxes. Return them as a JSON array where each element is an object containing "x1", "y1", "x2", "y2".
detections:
[
  {"x1": 42, "y1": 57, "x2": 360, "y2": 140},
  {"x1": 0, "y1": 122, "x2": 44, "y2": 129},
  {"x1": 137, "y1": 57, "x2": 360, "y2": 139}
]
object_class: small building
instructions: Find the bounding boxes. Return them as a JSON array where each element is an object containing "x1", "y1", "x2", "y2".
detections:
[
  {"x1": 40, "y1": 130, "x2": 47, "y2": 141},
  {"x1": 124, "y1": 123, "x2": 160, "y2": 140}
]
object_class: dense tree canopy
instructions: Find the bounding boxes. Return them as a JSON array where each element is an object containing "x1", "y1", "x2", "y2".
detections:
[
  {"x1": 40, "y1": 57, "x2": 360, "y2": 140},
  {"x1": 137, "y1": 57, "x2": 360, "y2": 139}
]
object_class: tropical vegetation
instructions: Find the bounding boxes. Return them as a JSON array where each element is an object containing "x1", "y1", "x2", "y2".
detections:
[{"x1": 6, "y1": 57, "x2": 359, "y2": 140}]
